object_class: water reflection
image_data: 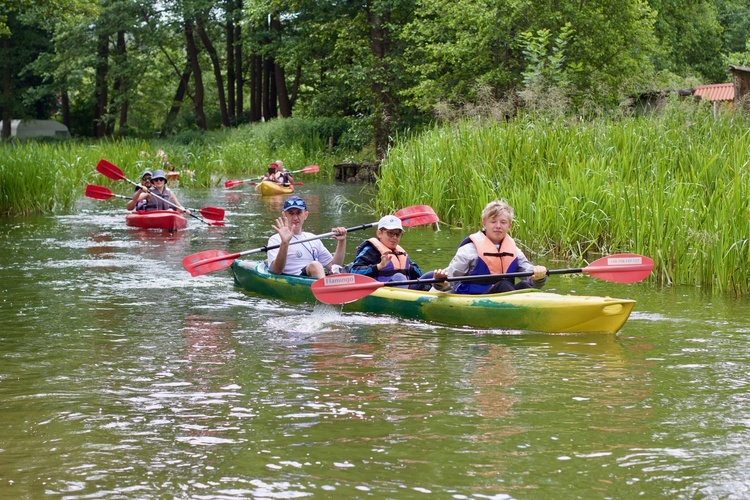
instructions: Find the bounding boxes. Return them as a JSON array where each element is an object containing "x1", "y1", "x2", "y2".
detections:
[{"x1": 2, "y1": 184, "x2": 750, "y2": 498}]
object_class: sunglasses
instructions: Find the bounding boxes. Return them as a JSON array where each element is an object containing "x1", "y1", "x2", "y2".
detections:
[
  {"x1": 152, "y1": 178, "x2": 166, "y2": 182},
  {"x1": 142, "y1": 177, "x2": 152, "y2": 182},
  {"x1": 285, "y1": 199, "x2": 306, "y2": 209},
  {"x1": 384, "y1": 230, "x2": 403, "y2": 238}
]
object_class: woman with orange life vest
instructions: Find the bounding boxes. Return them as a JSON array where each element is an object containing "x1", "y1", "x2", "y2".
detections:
[
  {"x1": 433, "y1": 199, "x2": 547, "y2": 294},
  {"x1": 348, "y1": 215, "x2": 436, "y2": 291}
]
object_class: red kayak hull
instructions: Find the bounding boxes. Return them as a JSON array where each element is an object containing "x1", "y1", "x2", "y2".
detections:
[{"x1": 126, "y1": 210, "x2": 188, "y2": 231}]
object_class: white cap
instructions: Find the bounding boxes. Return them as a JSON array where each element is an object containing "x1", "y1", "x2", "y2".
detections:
[{"x1": 377, "y1": 215, "x2": 403, "y2": 230}]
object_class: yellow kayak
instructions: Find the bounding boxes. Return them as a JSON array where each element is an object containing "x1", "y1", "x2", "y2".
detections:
[
  {"x1": 255, "y1": 180, "x2": 294, "y2": 195},
  {"x1": 231, "y1": 260, "x2": 636, "y2": 334}
]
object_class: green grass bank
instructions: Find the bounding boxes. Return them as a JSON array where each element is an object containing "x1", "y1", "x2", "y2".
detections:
[
  {"x1": 0, "y1": 117, "x2": 359, "y2": 215},
  {"x1": 377, "y1": 100, "x2": 750, "y2": 295}
]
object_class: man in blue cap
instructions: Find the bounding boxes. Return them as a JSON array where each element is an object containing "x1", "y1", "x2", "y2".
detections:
[{"x1": 266, "y1": 195, "x2": 347, "y2": 278}]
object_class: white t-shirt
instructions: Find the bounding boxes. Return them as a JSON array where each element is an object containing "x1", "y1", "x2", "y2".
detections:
[{"x1": 266, "y1": 231, "x2": 334, "y2": 275}]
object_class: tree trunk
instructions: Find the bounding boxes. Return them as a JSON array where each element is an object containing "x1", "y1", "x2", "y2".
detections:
[
  {"x1": 263, "y1": 56, "x2": 277, "y2": 120},
  {"x1": 1, "y1": 35, "x2": 10, "y2": 140},
  {"x1": 94, "y1": 33, "x2": 110, "y2": 138},
  {"x1": 115, "y1": 30, "x2": 129, "y2": 137},
  {"x1": 162, "y1": 62, "x2": 192, "y2": 135},
  {"x1": 184, "y1": 19, "x2": 207, "y2": 130},
  {"x1": 274, "y1": 62, "x2": 292, "y2": 117},
  {"x1": 249, "y1": 52, "x2": 262, "y2": 122},
  {"x1": 235, "y1": 21, "x2": 243, "y2": 117},
  {"x1": 269, "y1": 17, "x2": 292, "y2": 118},
  {"x1": 289, "y1": 65, "x2": 301, "y2": 108},
  {"x1": 226, "y1": 0, "x2": 235, "y2": 121},
  {"x1": 195, "y1": 18, "x2": 229, "y2": 127},
  {"x1": 367, "y1": 5, "x2": 392, "y2": 160}
]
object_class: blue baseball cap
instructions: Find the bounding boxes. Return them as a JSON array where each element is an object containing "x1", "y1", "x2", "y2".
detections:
[{"x1": 283, "y1": 196, "x2": 307, "y2": 211}]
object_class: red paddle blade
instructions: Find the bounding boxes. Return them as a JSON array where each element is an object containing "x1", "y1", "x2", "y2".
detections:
[
  {"x1": 583, "y1": 253, "x2": 654, "y2": 283},
  {"x1": 224, "y1": 179, "x2": 245, "y2": 189},
  {"x1": 300, "y1": 165, "x2": 319, "y2": 174},
  {"x1": 311, "y1": 274, "x2": 384, "y2": 304},
  {"x1": 198, "y1": 206, "x2": 225, "y2": 221},
  {"x1": 182, "y1": 249, "x2": 241, "y2": 277},
  {"x1": 395, "y1": 205, "x2": 440, "y2": 227},
  {"x1": 85, "y1": 184, "x2": 115, "y2": 200},
  {"x1": 96, "y1": 159, "x2": 126, "y2": 181}
]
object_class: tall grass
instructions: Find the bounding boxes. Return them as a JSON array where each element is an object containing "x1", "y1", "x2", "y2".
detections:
[
  {"x1": 0, "y1": 117, "x2": 352, "y2": 216},
  {"x1": 377, "y1": 99, "x2": 750, "y2": 295}
]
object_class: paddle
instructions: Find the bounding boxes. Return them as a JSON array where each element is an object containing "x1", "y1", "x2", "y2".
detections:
[
  {"x1": 182, "y1": 205, "x2": 440, "y2": 277},
  {"x1": 85, "y1": 184, "x2": 225, "y2": 221},
  {"x1": 96, "y1": 159, "x2": 224, "y2": 227},
  {"x1": 310, "y1": 253, "x2": 655, "y2": 305},
  {"x1": 248, "y1": 181, "x2": 305, "y2": 186},
  {"x1": 224, "y1": 165, "x2": 320, "y2": 189}
]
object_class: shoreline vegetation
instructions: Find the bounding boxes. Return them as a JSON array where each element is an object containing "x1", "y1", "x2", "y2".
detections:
[{"x1": 2, "y1": 102, "x2": 749, "y2": 295}]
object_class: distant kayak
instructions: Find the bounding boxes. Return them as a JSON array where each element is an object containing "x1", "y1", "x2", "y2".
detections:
[
  {"x1": 230, "y1": 260, "x2": 636, "y2": 334},
  {"x1": 255, "y1": 180, "x2": 294, "y2": 195},
  {"x1": 126, "y1": 210, "x2": 188, "y2": 231}
]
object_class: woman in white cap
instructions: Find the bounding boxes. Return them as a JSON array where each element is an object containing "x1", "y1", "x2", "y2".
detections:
[{"x1": 348, "y1": 215, "x2": 434, "y2": 290}]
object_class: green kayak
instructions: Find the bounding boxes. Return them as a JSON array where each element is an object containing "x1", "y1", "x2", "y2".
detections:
[{"x1": 230, "y1": 260, "x2": 636, "y2": 334}]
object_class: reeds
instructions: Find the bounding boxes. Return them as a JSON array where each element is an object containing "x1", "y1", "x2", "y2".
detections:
[
  {"x1": 0, "y1": 118, "x2": 346, "y2": 216},
  {"x1": 377, "y1": 100, "x2": 750, "y2": 294}
]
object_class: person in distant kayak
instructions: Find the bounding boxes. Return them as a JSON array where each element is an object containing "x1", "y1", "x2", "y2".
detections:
[
  {"x1": 261, "y1": 160, "x2": 293, "y2": 186},
  {"x1": 133, "y1": 169, "x2": 189, "y2": 214},
  {"x1": 266, "y1": 195, "x2": 347, "y2": 278},
  {"x1": 126, "y1": 170, "x2": 152, "y2": 211},
  {"x1": 433, "y1": 199, "x2": 547, "y2": 294},
  {"x1": 348, "y1": 215, "x2": 434, "y2": 290}
]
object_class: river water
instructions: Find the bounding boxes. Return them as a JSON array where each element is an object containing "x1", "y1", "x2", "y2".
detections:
[{"x1": 1, "y1": 181, "x2": 749, "y2": 498}]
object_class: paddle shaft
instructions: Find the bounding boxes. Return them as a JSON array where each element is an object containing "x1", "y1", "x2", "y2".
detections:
[
  {"x1": 197, "y1": 221, "x2": 380, "y2": 267},
  {"x1": 228, "y1": 166, "x2": 317, "y2": 187},
  {"x1": 360, "y1": 267, "x2": 587, "y2": 289}
]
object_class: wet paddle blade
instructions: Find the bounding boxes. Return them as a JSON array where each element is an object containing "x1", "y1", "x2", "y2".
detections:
[
  {"x1": 96, "y1": 159, "x2": 126, "y2": 181},
  {"x1": 311, "y1": 274, "x2": 384, "y2": 304},
  {"x1": 224, "y1": 179, "x2": 245, "y2": 189},
  {"x1": 395, "y1": 205, "x2": 440, "y2": 227},
  {"x1": 85, "y1": 184, "x2": 114, "y2": 200},
  {"x1": 583, "y1": 253, "x2": 654, "y2": 283},
  {"x1": 182, "y1": 249, "x2": 241, "y2": 277},
  {"x1": 198, "y1": 206, "x2": 225, "y2": 221},
  {"x1": 299, "y1": 165, "x2": 319, "y2": 174}
]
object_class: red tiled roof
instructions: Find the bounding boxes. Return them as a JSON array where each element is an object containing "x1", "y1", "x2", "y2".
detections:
[{"x1": 693, "y1": 83, "x2": 734, "y2": 101}]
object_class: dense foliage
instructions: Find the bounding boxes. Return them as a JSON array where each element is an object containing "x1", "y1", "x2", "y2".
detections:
[{"x1": 2, "y1": 0, "x2": 750, "y2": 151}]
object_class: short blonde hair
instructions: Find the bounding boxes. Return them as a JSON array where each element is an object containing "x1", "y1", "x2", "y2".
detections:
[{"x1": 481, "y1": 199, "x2": 514, "y2": 222}]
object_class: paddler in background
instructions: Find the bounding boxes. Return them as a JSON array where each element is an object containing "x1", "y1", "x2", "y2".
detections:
[
  {"x1": 348, "y1": 215, "x2": 439, "y2": 291},
  {"x1": 433, "y1": 199, "x2": 547, "y2": 294},
  {"x1": 126, "y1": 170, "x2": 152, "y2": 211},
  {"x1": 133, "y1": 169, "x2": 189, "y2": 214}
]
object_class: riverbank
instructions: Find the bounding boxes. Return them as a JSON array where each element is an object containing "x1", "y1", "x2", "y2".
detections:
[{"x1": 2, "y1": 103, "x2": 748, "y2": 294}]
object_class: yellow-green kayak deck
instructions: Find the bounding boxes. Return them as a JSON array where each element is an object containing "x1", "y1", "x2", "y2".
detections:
[{"x1": 231, "y1": 260, "x2": 636, "y2": 334}]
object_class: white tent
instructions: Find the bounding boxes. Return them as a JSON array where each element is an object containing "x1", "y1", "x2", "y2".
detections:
[{"x1": 0, "y1": 119, "x2": 70, "y2": 138}]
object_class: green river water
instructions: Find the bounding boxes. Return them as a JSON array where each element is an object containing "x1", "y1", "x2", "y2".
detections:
[{"x1": 1, "y1": 181, "x2": 749, "y2": 499}]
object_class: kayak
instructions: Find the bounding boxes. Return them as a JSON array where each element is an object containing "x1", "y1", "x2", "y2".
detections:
[
  {"x1": 125, "y1": 210, "x2": 188, "y2": 231},
  {"x1": 230, "y1": 260, "x2": 636, "y2": 334},
  {"x1": 166, "y1": 171, "x2": 180, "y2": 180},
  {"x1": 255, "y1": 180, "x2": 294, "y2": 195}
]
